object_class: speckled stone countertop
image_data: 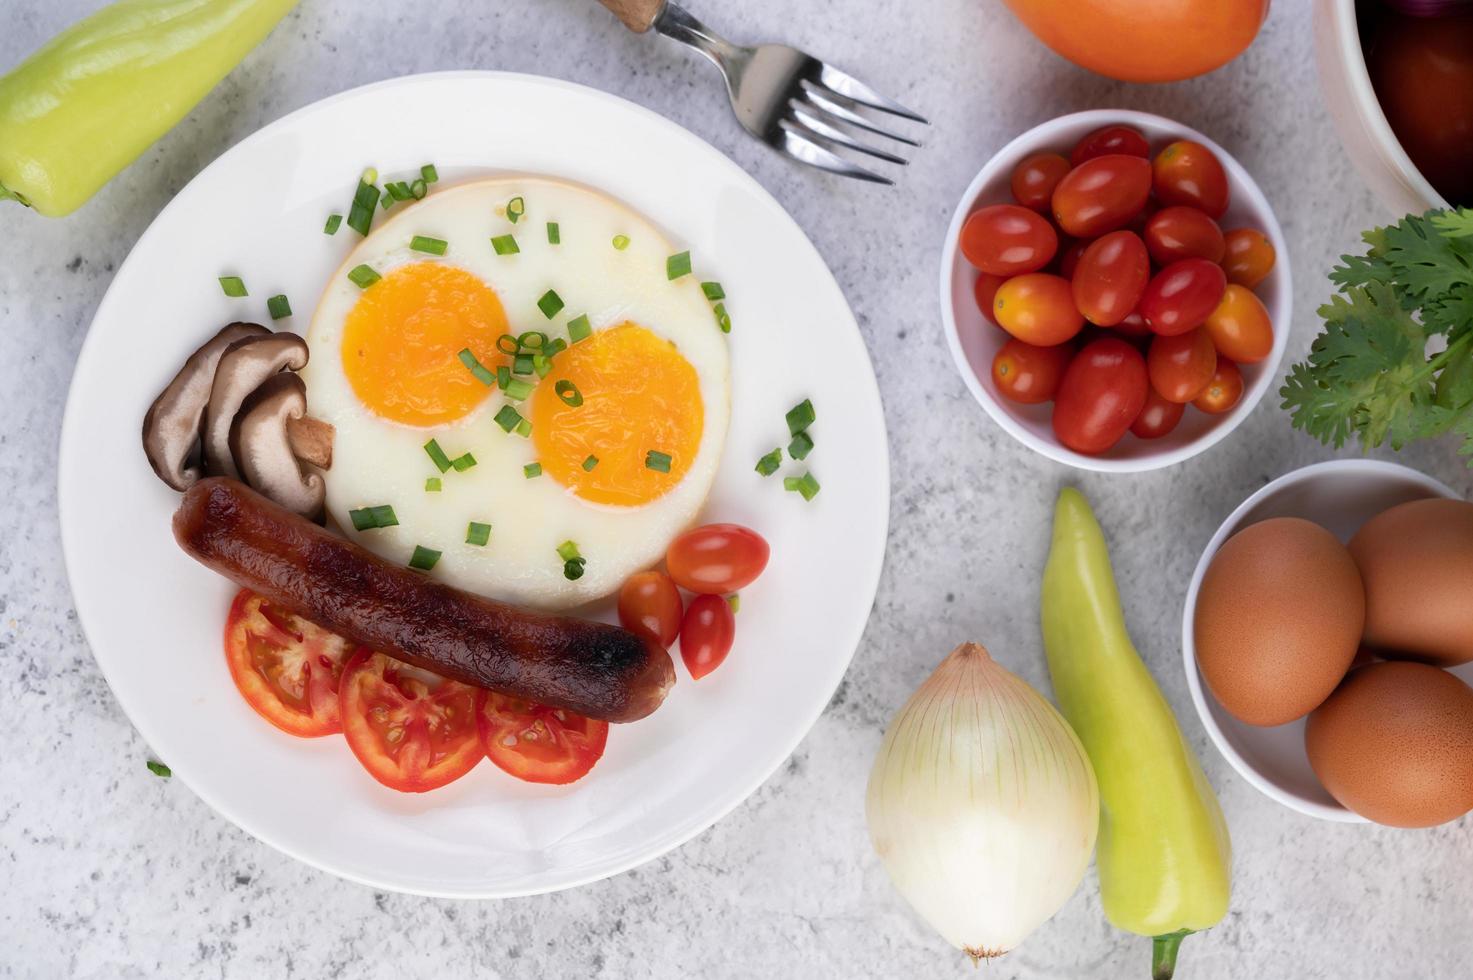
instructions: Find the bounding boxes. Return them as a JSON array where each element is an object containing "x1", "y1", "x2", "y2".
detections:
[{"x1": 3, "y1": 2, "x2": 1471, "y2": 977}]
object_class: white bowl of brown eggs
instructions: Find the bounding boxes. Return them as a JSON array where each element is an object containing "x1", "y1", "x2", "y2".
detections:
[{"x1": 1182, "y1": 459, "x2": 1473, "y2": 825}]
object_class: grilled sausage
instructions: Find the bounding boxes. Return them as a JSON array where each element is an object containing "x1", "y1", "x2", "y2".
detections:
[{"x1": 174, "y1": 478, "x2": 674, "y2": 722}]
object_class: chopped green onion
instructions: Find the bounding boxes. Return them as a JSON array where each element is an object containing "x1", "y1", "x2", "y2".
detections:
[
  {"x1": 347, "y1": 175, "x2": 380, "y2": 236},
  {"x1": 524, "y1": 462, "x2": 542, "y2": 478},
  {"x1": 714, "y1": 302, "x2": 731, "y2": 334},
  {"x1": 513, "y1": 353, "x2": 534, "y2": 375},
  {"x1": 788, "y1": 430, "x2": 814, "y2": 460},
  {"x1": 408, "y1": 545, "x2": 441, "y2": 571},
  {"x1": 506, "y1": 196, "x2": 525, "y2": 223},
  {"x1": 409, "y1": 179, "x2": 428, "y2": 200},
  {"x1": 349, "y1": 504, "x2": 399, "y2": 531},
  {"x1": 458, "y1": 348, "x2": 496, "y2": 386},
  {"x1": 450, "y1": 452, "x2": 477, "y2": 472},
  {"x1": 466, "y1": 522, "x2": 492, "y2": 547},
  {"x1": 386, "y1": 180, "x2": 412, "y2": 201},
  {"x1": 567, "y1": 314, "x2": 592, "y2": 343},
  {"x1": 424, "y1": 438, "x2": 453, "y2": 472},
  {"x1": 421, "y1": 163, "x2": 439, "y2": 184},
  {"x1": 146, "y1": 760, "x2": 171, "y2": 778},
  {"x1": 786, "y1": 398, "x2": 815, "y2": 435},
  {"x1": 515, "y1": 418, "x2": 533, "y2": 438},
  {"x1": 380, "y1": 193, "x2": 394, "y2": 211},
  {"x1": 784, "y1": 471, "x2": 821, "y2": 501},
  {"x1": 557, "y1": 540, "x2": 582, "y2": 561},
  {"x1": 666, "y1": 251, "x2": 692, "y2": 280},
  {"x1": 496, "y1": 334, "x2": 520, "y2": 356},
  {"x1": 324, "y1": 213, "x2": 343, "y2": 235},
  {"x1": 348, "y1": 264, "x2": 381, "y2": 288},
  {"x1": 563, "y1": 558, "x2": 586, "y2": 580},
  {"x1": 497, "y1": 365, "x2": 512, "y2": 389},
  {"x1": 425, "y1": 477, "x2": 442, "y2": 492},
  {"x1": 503, "y1": 377, "x2": 534, "y2": 400},
  {"x1": 532, "y1": 354, "x2": 551, "y2": 378},
  {"x1": 727, "y1": 594, "x2": 741, "y2": 614},
  {"x1": 218, "y1": 276, "x2": 247, "y2": 297},
  {"x1": 547, "y1": 222, "x2": 560, "y2": 244},
  {"x1": 555, "y1": 379, "x2": 583, "y2": 407},
  {"x1": 582, "y1": 455, "x2": 599, "y2": 472},
  {"x1": 544, "y1": 338, "x2": 567, "y2": 357},
  {"x1": 644, "y1": 450, "x2": 672, "y2": 473},
  {"x1": 612, "y1": 234, "x2": 630, "y2": 251},
  {"x1": 494, "y1": 405, "x2": 523, "y2": 433},
  {"x1": 267, "y1": 294, "x2": 292, "y2": 320},
  {"x1": 755, "y1": 447, "x2": 783, "y2": 476},
  {"x1": 411, "y1": 235, "x2": 448, "y2": 255},
  {"x1": 518, "y1": 331, "x2": 547, "y2": 351},
  {"x1": 491, "y1": 234, "x2": 520, "y2": 256},
  {"x1": 701, "y1": 281, "x2": 725, "y2": 301},
  {"x1": 537, "y1": 289, "x2": 564, "y2": 319}
]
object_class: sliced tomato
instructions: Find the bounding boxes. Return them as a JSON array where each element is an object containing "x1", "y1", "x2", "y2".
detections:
[
  {"x1": 339, "y1": 650, "x2": 485, "y2": 792},
  {"x1": 223, "y1": 589, "x2": 352, "y2": 737},
  {"x1": 479, "y1": 694, "x2": 609, "y2": 785}
]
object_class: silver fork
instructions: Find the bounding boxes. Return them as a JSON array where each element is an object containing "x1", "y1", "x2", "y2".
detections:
[{"x1": 595, "y1": 0, "x2": 927, "y2": 184}]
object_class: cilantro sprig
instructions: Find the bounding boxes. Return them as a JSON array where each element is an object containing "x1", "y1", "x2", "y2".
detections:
[{"x1": 1281, "y1": 208, "x2": 1473, "y2": 464}]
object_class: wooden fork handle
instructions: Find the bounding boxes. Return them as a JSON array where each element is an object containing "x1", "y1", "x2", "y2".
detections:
[{"x1": 597, "y1": 0, "x2": 665, "y2": 33}]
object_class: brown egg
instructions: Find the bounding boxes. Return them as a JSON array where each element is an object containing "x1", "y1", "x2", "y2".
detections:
[
  {"x1": 1305, "y1": 661, "x2": 1473, "y2": 827},
  {"x1": 1194, "y1": 517, "x2": 1364, "y2": 726},
  {"x1": 1348, "y1": 498, "x2": 1473, "y2": 668}
]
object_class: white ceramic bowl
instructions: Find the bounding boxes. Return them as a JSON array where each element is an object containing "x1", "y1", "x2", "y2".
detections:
[
  {"x1": 1182, "y1": 459, "x2": 1468, "y2": 822},
  {"x1": 1313, "y1": 0, "x2": 1450, "y2": 215},
  {"x1": 939, "y1": 109, "x2": 1292, "y2": 473}
]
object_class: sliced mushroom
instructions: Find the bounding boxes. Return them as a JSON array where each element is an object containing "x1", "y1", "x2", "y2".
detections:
[
  {"x1": 202, "y1": 333, "x2": 309, "y2": 480},
  {"x1": 229, "y1": 373, "x2": 326, "y2": 521},
  {"x1": 142, "y1": 322, "x2": 270, "y2": 490},
  {"x1": 286, "y1": 415, "x2": 335, "y2": 470}
]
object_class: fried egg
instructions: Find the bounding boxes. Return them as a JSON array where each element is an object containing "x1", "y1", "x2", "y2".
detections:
[{"x1": 301, "y1": 176, "x2": 730, "y2": 610}]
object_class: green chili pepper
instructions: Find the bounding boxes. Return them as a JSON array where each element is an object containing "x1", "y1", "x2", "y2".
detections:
[
  {"x1": 0, "y1": 0, "x2": 299, "y2": 216},
  {"x1": 1041, "y1": 489, "x2": 1232, "y2": 980}
]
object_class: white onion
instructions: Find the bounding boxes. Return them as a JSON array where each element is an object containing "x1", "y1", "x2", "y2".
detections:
[{"x1": 866, "y1": 642, "x2": 1099, "y2": 962}]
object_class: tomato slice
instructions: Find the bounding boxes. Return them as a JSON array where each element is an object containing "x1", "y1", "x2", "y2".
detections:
[
  {"x1": 339, "y1": 650, "x2": 485, "y2": 792},
  {"x1": 479, "y1": 694, "x2": 609, "y2": 785},
  {"x1": 223, "y1": 589, "x2": 352, "y2": 737}
]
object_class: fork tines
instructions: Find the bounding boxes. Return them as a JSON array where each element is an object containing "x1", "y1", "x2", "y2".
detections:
[{"x1": 778, "y1": 64, "x2": 927, "y2": 185}]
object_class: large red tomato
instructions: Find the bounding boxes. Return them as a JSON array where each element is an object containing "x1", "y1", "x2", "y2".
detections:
[{"x1": 999, "y1": 1, "x2": 1270, "y2": 83}]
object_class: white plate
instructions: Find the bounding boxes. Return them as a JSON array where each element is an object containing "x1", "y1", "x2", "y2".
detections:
[
  {"x1": 1182, "y1": 459, "x2": 1465, "y2": 822},
  {"x1": 57, "y1": 72, "x2": 889, "y2": 897}
]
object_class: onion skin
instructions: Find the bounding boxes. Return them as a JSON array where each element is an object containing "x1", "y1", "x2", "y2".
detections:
[{"x1": 865, "y1": 642, "x2": 1099, "y2": 961}]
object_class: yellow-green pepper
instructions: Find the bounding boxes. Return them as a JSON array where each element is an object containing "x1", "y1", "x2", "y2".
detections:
[
  {"x1": 1041, "y1": 488, "x2": 1232, "y2": 980},
  {"x1": 0, "y1": 0, "x2": 299, "y2": 216}
]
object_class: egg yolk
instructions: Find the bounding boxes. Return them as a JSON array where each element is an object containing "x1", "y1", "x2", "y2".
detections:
[
  {"x1": 341, "y1": 262, "x2": 507, "y2": 426},
  {"x1": 531, "y1": 323, "x2": 703, "y2": 507}
]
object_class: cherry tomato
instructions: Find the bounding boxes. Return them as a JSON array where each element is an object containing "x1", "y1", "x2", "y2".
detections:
[
  {"x1": 1051, "y1": 154, "x2": 1152, "y2": 238},
  {"x1": 1056, "y1": 239, "x2": 1087, "y2": 280},
  {"x1": 666, "y1": 524, "x2": 769, "y2": 594},
  {"x1": 1069, "y1": 124, "x2": 1150, "y2": 166},
  {"x1": 1147, "y1": 327, "x2": 1218, "y2": 403},
  {"x1": 1192, "y1": 359, "x2": 1245, "y2": 414},
  {"x1": 1221, "y1": 228, "x2": 1276, "y2": 288},
  {"x1": 1071, "y1": 230, "x2": 1150, "y2": 327},
  {"x1": 1139, "y1": 258, "x2": 1227, "y2": 336},
  {"x1": 618, "y1": 571, "x2": 684, "y2": 646},
  {"x1": 1143, "y1": 206, "x2": 1225, "y2": 265},
  {"x1": 339, "y1": 650, "x2": 485, "y2": 793},
  {"x1": 1203, "y1": 284, "x2": 1274, "y2": 364},
  {"x1": 994, "y1": 273, "x2": 1085, "y2": 346},
  {"x1": 974, "y1": 272, "x2": 1006, "y2": 326},
  {"x1": 1011, "y1": 152, "x2": 1072, "y2": 211},
  {"x1": 991, "y1": 338, "x2": 1074, "y2": 404},
  {"x1": 223, "y1": 589, "x2": 352, "y2": 737},
  {"x1": 1130, "y1": 388, "x2": 1186, "y2": 439},
  {"x1": 959, "y1": 204, "x2": 1059, "y2": 276},
  {"x1": 1051, "y1": 338, "x2": 1149, "y2": 455},
  {"x1": 478, "y1": 694, "x2": 608, "y2": 785},
  {"x1": 1112, "y1": 309, "x2": 1151, "y2": 340},
  {"x1": 1152, "y1": 140, "x2": 1230, "y2": 218},
  {"x1": 680, "y1": 594, "x2": 736, "y2": 680}
]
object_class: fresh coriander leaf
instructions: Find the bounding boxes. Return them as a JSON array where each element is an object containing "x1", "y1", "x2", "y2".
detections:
[{"x1": 1431, "y1": 209, "x2": 1473, "y2": 239}]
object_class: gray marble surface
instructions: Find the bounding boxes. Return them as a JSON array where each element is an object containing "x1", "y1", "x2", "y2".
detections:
[{"x1": 4, "y1": 1, "x2": 1472, "y2": 977}]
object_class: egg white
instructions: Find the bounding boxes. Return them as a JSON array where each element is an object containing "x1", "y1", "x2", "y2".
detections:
[{"x1": 300, "y1": 176, "x2": 730, "y2": 610}]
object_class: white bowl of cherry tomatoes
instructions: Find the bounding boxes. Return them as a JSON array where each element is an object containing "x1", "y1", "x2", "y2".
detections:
[{"x1": 939, "y1": 109, "x2": 1291, "y2": 472}]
